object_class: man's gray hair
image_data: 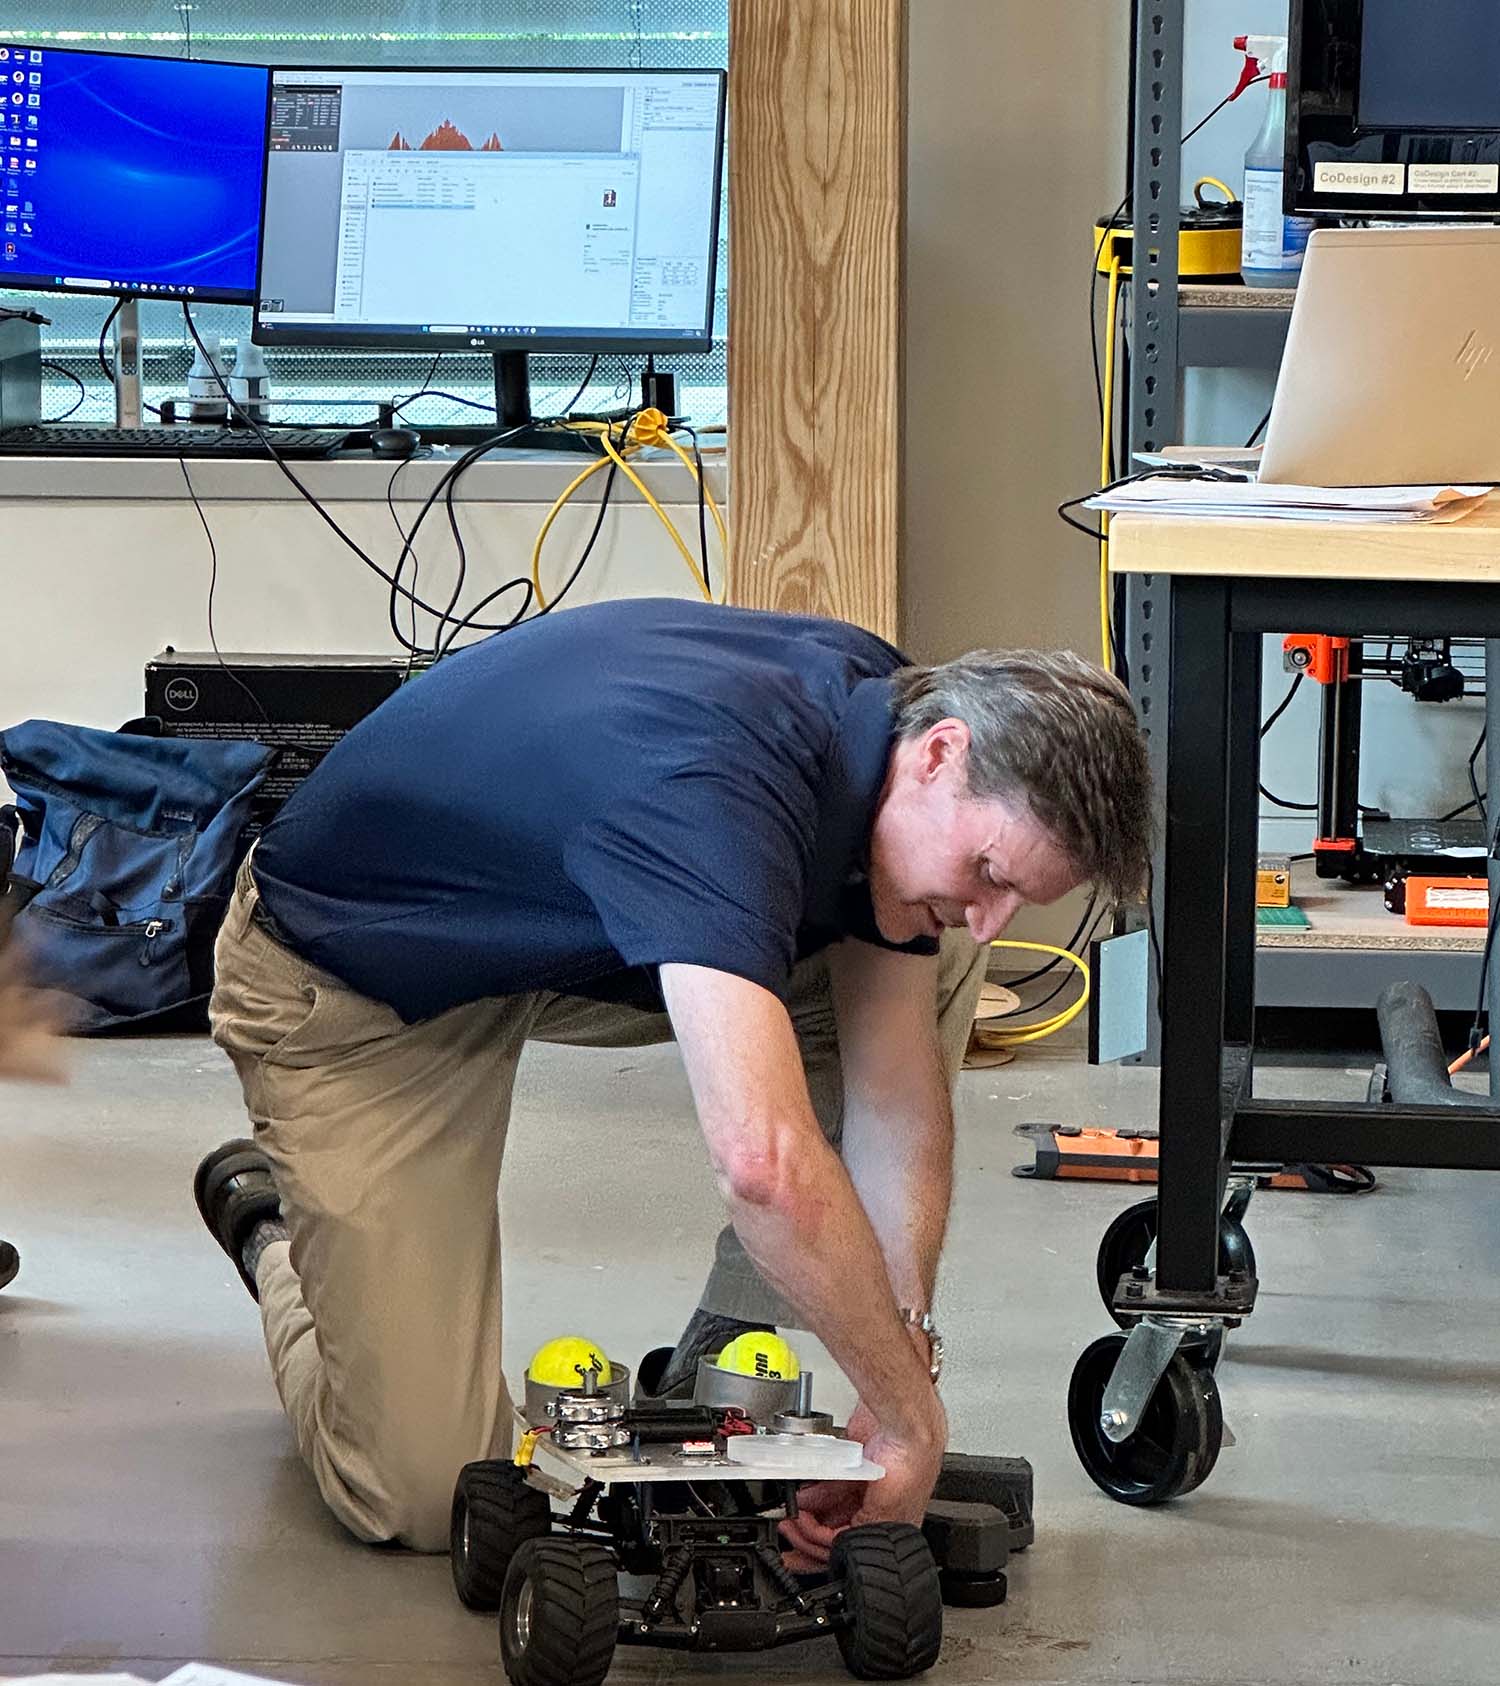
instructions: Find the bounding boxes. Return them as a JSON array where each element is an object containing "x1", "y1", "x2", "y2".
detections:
[{"x1": 890, "y1": 649, "x2": 1152, "y2": 902}]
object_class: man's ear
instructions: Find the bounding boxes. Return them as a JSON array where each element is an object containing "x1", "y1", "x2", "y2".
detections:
[{"x1": 918, "y1": 718, "x2": 971, "y2": 783}]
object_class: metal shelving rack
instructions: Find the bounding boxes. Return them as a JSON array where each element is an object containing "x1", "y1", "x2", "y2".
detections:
[{"x1": 1119, "y1": 0, "x2": 1484, "y2": 1046}]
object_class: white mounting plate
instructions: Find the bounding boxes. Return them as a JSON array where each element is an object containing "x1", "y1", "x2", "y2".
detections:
[{"x1": 516, "y1": 1410, "x2": 884, "y2": 1493}]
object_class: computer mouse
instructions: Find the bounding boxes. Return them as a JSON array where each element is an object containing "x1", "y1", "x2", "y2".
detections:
[{"x1": 368, "y1": 426, "x2": 422, "y2": 459}]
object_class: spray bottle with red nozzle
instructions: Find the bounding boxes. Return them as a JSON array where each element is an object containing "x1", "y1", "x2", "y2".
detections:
[{"x1": 1233, "y1": 34, "x2": 1316, "y2": 287}]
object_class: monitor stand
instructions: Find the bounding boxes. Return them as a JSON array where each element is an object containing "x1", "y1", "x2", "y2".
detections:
[
  {"x1": 400, "y1": 351, "x2": 601, "y2": 452},
  {"x1": 113, "y1": 296, "x2": 143, "y2": 428}
]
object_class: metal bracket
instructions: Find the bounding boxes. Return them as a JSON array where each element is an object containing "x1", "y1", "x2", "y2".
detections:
[
  {"x1": 1111, "y1": 1270, "x2": 1258, "y2": 1324},
  {"x1": 1098, "y1": 1317, "x2": 1188, "y2": 1443}
]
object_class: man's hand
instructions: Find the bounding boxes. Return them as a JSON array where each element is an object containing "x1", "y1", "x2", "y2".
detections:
[{"x1": 779, "y1": 1393, "x2": 948, "y2": 1571}]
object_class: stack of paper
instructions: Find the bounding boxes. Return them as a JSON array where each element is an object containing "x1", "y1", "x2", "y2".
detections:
[{"x1": 1086, "y1": 477, "x2": 1493, "y2": 524}]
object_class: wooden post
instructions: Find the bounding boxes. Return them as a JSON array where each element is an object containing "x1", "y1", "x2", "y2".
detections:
[{"x1": 726, "y1": 0, "x2": 906, "y2": 639}]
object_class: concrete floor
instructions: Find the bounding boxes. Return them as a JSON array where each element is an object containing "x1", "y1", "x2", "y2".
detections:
[{"x1": 2, "y1": 1032, "x2": 1497, "y2": 1686}]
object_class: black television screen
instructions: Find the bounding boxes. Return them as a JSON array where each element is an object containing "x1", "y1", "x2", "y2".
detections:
[{"x1": 1290, "y1": 0, "x2": 1500, "y2": 218}]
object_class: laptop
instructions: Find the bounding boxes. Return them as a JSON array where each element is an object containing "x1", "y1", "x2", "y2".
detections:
[{"x1": 1258, "y1": 225, "x2": 1500, "y2": 487}]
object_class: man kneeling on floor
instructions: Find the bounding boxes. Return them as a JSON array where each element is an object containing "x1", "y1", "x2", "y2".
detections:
[{"x1": 196, "y1": 597, "x2": 1150, "y2": 1560}]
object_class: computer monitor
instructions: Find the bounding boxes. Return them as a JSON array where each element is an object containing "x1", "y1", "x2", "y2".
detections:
[
  {"x1": 253, "y1": 66, "x2": 726, "y2": 356},
  {"x1": 0, "y1": 44, "x2": 270, "y2": 304},
  {"x1": 1289, "y1": 0, "x2": 1500, "y2": 219}
]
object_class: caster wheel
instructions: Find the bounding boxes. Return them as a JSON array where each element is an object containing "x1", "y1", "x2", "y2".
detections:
[
  {"x1": 500, "y1": 1537, "x2": 618, "y2": 1686},
  {"x1": 832, "y1": 1523, "x2": 943, "y2": 1679},
  {"x1": 450, "y1": 1459, "x2": 553, "y2": 1612},
  {"x1": 1068, "y1": 1333, "x2": 1223, "y2": 1505},
  {"x1": 1096, "y1": 1196, "x2": 1257, "y2": 1325}
]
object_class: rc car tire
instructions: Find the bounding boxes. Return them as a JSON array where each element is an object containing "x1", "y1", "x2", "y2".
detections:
[
  {"x1": 499, "y1": 1538, "x2": 618, "y2": 1686},
  {"x1": 832, "y1": 1522, "x2": 943, "y2": 1680},
  {"x1": 450, "y1": 1459, "x2": 553, "y2": 1611}
]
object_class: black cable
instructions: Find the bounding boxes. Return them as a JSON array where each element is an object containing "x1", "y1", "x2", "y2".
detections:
[
  {"x1": 1005, "y1": 904, "x2": 1112, "y2": 1021},
  {"x1": 384, "y1": 456, "x2": 424, "y2": 681},
  {"x1": 677, "y1": 422, "x2": 712, "y2": 601},
  {"x1": 1260, "y1": 672, "x2": 1302, "y2": 737},
  {"x1": 1258, "y1": 785, "x2": 1317, "y2": 813},
  {"x1": 177, "y1": 457, "x2": 271, "y2": 727},
  {"x1": 180, "y1": 303, "x2": 546, "y2": 650},
  {"x1": 1245, "y1": 404, "x2": 1272, "y2": 448},
  {"x1": 1438, "y1": 797, "x2": 1481, "y2": 822},
  {"x1": 97, "y1": 298, "x2": 125, "y2": 386},
  {"x1": 97, "y1": 294, "x2": 162, "y2": 418},
  {"x1": 392, "y1": 387, "x2": 496, "y2": 418},
  {"x1": 1469, "y1": 813, "x2": 1500, "y2": 1054},
  {"x1": 557, "y1": 353, "x2": 601, "y2": 417},
  {"x1": 1089, "y1": 78, "x2": 1267, "y2": 474},
  {"x1": 39, "y1": 361, "x2": 85, "y2": 423},
  {"x1": 999, "y1": 894, "x2": 1099, "y2": 991},
  {"x1": 1468, "y1": 726, "x2": 1487, "y2": 826},
  {"x1": 435, "y1": 460, "x2": 623, "y2": 658}
]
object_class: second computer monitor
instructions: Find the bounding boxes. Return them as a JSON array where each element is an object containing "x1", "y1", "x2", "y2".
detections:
[{"x1": 254, "y1": 66, "x2": 725, "y2": 353}]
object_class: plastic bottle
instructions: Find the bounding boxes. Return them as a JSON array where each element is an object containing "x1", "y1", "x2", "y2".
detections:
[
  {"x1": 186, "y1": 328, "x2": 231, "y2": 424},
  {"x1": 228, "y1": 336, "x2": 271, "y2": 424},
  {"x1": 1241, "y1": 60, "x2": 1316, "y2": 288}
]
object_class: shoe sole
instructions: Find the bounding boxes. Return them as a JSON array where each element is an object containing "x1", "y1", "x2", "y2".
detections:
[{"x1": 194, "y1": 1137, "x2": 280, "y2": 1302}]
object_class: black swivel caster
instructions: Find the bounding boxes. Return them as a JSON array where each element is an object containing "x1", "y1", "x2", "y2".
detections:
[
  {"x1": 1095, "y1": 1195, "x2": 1256, "y2": 1326},
  {"x1": 1067, "y1": 1332, "x2": 1223, "y2": 1505}
]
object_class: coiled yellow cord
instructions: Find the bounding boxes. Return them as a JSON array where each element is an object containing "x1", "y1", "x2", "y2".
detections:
[
  {"x1": 529, "y1": 409, "x2": 726, "y2": 612},
  {"x1": 981, "y1": 939, "x2": 1092, "y2": 1046}
]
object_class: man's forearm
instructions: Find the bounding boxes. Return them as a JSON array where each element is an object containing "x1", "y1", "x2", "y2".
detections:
[
  {"x1": 839, "y1": 1043, "x2": 955, "y2": 1313},
  {"x1": 723, "y1": 1131, "x2": 941, "y2": 1441}
]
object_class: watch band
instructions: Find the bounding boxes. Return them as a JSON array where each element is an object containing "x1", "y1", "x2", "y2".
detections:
[{"x1": 899, "y1": 1307, "x2": 944, "y2": 1383}]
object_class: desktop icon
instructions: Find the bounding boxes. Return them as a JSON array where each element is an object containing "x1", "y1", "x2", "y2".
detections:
[{"x1": 27, "y1": 94, "x2": 39, "y2": 107}]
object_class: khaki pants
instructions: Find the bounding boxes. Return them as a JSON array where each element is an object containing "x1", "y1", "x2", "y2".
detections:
[{"x1": 209, "y1": 857, "x2": 986, "y2": 1551}]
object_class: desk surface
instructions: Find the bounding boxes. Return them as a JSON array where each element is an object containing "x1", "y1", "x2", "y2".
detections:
[
  {"x1": 1108, "y1": 494, "x2": 1500, "y2": 583},
  {"x1": 0, "y1": 447, "x2": 727, "y2": 505}
]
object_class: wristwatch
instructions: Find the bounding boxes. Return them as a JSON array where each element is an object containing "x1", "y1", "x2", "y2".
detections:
[{"x1": 900, "y1": 1308, "x2": 945, "y2": 1384}]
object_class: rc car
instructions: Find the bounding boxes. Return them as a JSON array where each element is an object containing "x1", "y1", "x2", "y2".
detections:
[{"x1": 450, "y1": 1333, "x2": 1030, "y2": 1685}]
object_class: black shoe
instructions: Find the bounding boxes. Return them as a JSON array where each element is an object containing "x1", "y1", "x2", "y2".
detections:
[
  {"x1": 194, "y1": 1138, "x2": 280, "y2": 1302},
  {"x1": 0, "y1": 1239, "x2": 18, "y2": 1292},
  {"x1": 633, "y1": 1345, "x2": 699, "y2": 1405}
]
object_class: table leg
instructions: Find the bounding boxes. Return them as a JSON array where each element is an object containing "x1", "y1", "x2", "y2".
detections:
[
  {"x1": 1156, "y1": 577, "x2": 1232, "y2": 1293},
  {"x1": 1224, "y1": 630, "x2": 1262, "y2": 1051}
]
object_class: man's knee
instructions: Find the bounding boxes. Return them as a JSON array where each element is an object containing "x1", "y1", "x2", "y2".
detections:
[{"x1": 324, "y1": 1434, "x2": 480, "y2": 1553}]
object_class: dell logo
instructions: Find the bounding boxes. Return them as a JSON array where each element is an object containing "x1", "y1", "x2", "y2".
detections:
[
  {"x1": 163, "y1": 678, "x2": 200, "y2": 712},
  {"x1": 1456, "y1": 329, "x2": 1494, "y2": 381}
]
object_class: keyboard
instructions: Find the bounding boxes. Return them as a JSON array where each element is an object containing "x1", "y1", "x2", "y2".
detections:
[{"x1": 0, "y1": 423, "x2": 351, "y2": 459}]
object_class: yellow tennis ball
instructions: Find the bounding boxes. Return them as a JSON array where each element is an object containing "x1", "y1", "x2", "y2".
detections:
[
  {"x1": 528, "y1": 1336, "x2": 613, "y2": 1388},
  {"x1": 715, "y1": 1330, "x2": 801, "y2": 1381}
]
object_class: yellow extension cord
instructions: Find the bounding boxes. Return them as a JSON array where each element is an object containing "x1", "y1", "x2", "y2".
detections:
[
  {"x1": 530, "y1": 408, "x2": 729, "y2": 612},
  {"x1": 983, "y1": 938, "x2": 1092, "y2": 1047}
]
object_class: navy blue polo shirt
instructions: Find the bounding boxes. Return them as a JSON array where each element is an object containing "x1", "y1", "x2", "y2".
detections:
[{"x1": 252, "y1": 598, "x2": 936, "y2": 1022}]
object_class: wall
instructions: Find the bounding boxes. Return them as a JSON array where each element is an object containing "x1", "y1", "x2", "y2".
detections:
[
  {"x1": 1180, "y1": 0, "x2": 1486, "y2": 847},
  {"x1": 904, "y1": 0, "x2": 1130, "y2": 945}
]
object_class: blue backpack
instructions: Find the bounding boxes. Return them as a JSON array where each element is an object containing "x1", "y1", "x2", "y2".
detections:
[{"x1": 0, "y1": 720, "x2": 272, "y2": 1031}]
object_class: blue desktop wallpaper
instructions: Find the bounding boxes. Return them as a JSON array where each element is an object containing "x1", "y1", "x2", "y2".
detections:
[{"x1": 0, "y1": 47, "x2": 268, "y2": 301}]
